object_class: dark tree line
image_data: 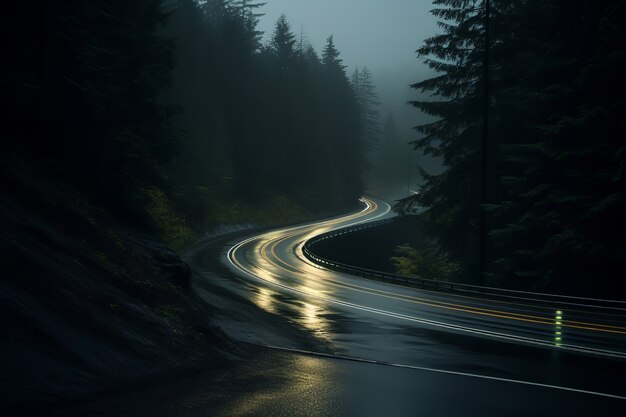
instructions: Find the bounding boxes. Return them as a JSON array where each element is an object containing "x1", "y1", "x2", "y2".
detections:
[
  {"x1": 402, "y1": 0, "x2": 626, "y2": 295},
  {"x1": 165, "y1": 0, "x2": 364, "y2": 229},
  {"x1": 3, "y1": 1, "x2": 367, "y2": 244},
  {"x1": 4, "y1": 1, "x2": 177, "y2": 216},
  {"x1": 352, "y1": 66, "x2": 381, "y2": 151}
]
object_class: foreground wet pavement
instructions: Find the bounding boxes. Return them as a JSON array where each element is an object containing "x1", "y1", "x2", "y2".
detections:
[{"x1": 63, "y1": 348, "x2": 623, "y2": 417}]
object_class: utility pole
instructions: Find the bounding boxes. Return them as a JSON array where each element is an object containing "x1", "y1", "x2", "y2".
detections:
[{"x1": 479, "y1": 0, "x2": 491, "y2": 287}]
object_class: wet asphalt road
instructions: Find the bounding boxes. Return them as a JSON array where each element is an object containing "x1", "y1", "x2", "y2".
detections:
[
  {"x1": 206, "y1": 196, "x2": 626, "y2": 415},
  {"x1": 65, "y1": 348, "x2": 625, "y2": 417}
]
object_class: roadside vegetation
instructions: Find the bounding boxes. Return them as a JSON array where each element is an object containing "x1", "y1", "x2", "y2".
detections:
[{"x1": 391, "y1": 243, "x2": 458, "y2": 282}]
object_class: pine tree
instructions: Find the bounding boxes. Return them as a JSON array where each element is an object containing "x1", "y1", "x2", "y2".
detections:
[
  {"x1": 403, "y1": 0, "x2": 626, "y2": 293},
  {"x1": 490, "y1": 0, "x2": 626, "y2": 293},
  {"x1": 270, "y1": 15, "x2": 297, "y2": 75},
  {"x1": 401, "y1": 0, "x2": 491, "y2": 280},
  {"x1": 351, "y1": 66, "x2": 361, "y2": 93},
  {"x1": 319, "y1": 35, "x2": 364, "y2": 204},
  {"x1": 357, "y1": 67, "x2": 381, "y2": 150},
  {"x1": 322, "y1": 35, "x2": 346, "y2": 72},
  {"x1": 233, "y1": 0, "x2": 266, "y2": 53}
]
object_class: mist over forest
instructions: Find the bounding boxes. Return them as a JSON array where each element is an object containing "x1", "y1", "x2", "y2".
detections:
[
  {"x1": 3, "y1": 0, "x2": 625, "y2": 330},
  {"x1": 2, "y1": 1, "x2": 626, "y2": 414}
]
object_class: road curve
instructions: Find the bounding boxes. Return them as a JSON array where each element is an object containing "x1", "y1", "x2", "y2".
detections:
[{"x1": 225, "y1": 196, "x2": 626, "y2": 400}]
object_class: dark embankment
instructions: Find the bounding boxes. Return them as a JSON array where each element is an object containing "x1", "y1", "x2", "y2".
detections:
[{"x1": 0, "y1": 163, "x2": 237, "y2": 415}]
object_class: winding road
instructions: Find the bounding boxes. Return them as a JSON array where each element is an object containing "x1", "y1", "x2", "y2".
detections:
[{"x1": 220, "y1": 196, "x2": 626, "y2": 415}]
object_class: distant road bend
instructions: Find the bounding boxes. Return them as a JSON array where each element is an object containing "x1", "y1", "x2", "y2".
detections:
[{"x1": 226, "y1": 196, "x2": 626, "y2": 394}]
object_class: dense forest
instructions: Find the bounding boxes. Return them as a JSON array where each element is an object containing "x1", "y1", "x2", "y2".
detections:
[
  {"x1": 400, "y1": 0, "x2": 626, "y2": 295},
  {"x1": 5, "y1": 1, "x2": 626, "y2": 413},
  {"x1": 5, "y1": 0, "x2": 624, "y2": 296},
  {"x1": 3, "y1": 0, "x2": 370, "y2": 248}
]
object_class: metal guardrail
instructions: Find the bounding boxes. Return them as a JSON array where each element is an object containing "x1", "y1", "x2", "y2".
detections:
[{"x1": 303, "y1": 219, "x2": 626, "y2": 312}]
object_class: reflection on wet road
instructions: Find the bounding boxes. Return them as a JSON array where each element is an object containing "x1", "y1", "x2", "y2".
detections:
[
  {"x1": 218, "y1": 197, "x2": 626, "y2": 408},
  {"x1": 211, "y1": 350, "x2": 624, "y2": 417}
]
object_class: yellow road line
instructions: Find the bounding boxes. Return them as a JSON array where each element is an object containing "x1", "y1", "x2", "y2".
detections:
[
  {"x1": 265, "y1": 232, "x2": 626, "y2": 331},
  {"x1": 239, "y1": 198, "x2": 626, "y2": 335},
  {"x1": 267, "y1": 243, "x2": 626, "y2": 334}
]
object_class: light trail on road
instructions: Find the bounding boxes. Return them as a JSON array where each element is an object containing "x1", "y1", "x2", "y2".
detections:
[
  {"x1": 218, "y1": 196, "x2": 626, "y2": 403},
  {"x1": 227, "y1": 197, "x2": 626, "y2": 358}
]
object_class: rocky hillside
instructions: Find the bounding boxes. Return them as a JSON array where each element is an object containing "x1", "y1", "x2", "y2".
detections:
[{"x1": 0, "y1": 161, "x2": 235, "y2": 415}]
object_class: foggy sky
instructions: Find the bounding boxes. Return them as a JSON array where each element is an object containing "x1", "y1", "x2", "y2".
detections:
[{"x1": 258, "y1": 0, "x2": 439, "y2": 136}]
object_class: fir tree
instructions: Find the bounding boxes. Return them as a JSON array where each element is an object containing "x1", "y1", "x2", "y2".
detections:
[
  {"x1": 357, "y1": 67, "x2": 381, "y2": 150},
  {"x1": 270, "y1": 15, "x2": 297, "y2": 75},
  {"x1": 401, "y1": 0, "x2": 490, "y2": 280},
  {"x1": 322, "y1": 35, "x2": 346, "y2": 71}
]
